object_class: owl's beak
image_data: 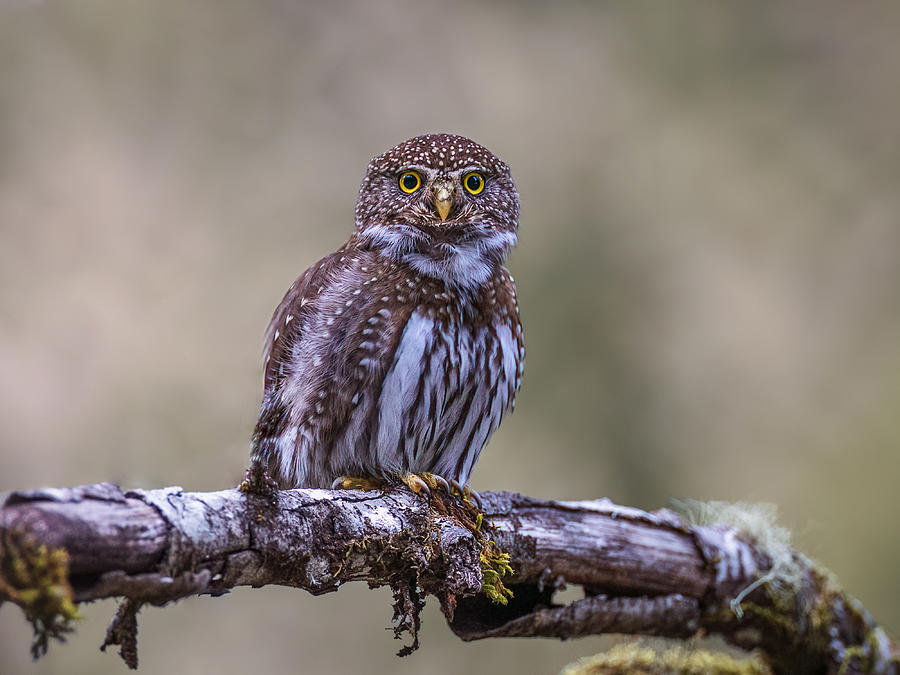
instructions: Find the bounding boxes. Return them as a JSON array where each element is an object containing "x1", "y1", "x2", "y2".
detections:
[{"x1": 432, "y1": 181, "x2": 454, "y2": 221}]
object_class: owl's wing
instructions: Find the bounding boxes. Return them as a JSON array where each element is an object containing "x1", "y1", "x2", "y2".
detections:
[
  {"x1": 251, "y1": 252, "x2": 342, "y2": 471},
  {"x1": 260, "y1": 253, "x2": 340, "y2": 393}
]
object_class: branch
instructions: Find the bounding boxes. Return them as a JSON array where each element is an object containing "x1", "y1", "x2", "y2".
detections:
[{"x1": 0, "y1": 482, "x2": 896, "y2": 674}]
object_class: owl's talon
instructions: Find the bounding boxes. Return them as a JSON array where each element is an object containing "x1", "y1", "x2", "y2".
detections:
[
  {"x1": 446, "y1": 478, "x2": 480, "y2": 507},
  {"x1": 448, "y1": 479, "x2": 463, "y2": 498},
  {"x1": 402, "y1": 473, "x2": 431, "y2": 498},
  {"x1": 422, "y1": 472, "x2": 451, "y2": 493},
  {"x1": 439, "y1": 477, "x2": 483, "y2": 509},
  {"x1": 463, "y1": 487, "x2": 483, "y2": 510}
]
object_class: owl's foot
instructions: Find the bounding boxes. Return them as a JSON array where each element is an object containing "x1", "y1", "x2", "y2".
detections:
[
  {"x1": 401, "y1": 473, "x2": 481, "y2": 507},
  {"x1": 421, "y1": 472, "x2": 452, "y2": 493},
  {"x1": 331, "y1": 476, "x2": 386, "y2": 491},
  {"x1": 400, "y1": 472, "x2": 452, "y2": 498},
  {"x1": 401, "y1": 473, "x2": 431, "y2": 497},
  {"x1": 449, "y1": 479, "x2": 483, "y2": 509}
]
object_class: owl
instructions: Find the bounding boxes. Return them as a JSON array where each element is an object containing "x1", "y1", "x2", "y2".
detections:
[{"x1": 250, "y1": 134, "x2": 523, "y2": 496}]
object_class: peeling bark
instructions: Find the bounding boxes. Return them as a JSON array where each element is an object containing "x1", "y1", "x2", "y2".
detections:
[{"x1": 0, "y1": 483, "x2": 896, "y2": 674}]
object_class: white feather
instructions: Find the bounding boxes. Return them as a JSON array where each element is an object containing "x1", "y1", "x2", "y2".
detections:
[
  {"x1": 375, "y1": 313, "x2": 434, "y2": 465},
  {"x1": 368, "y1": 313, "x2": 518, "y2": 484},
  {"x1": 360, "y1": 223, "x2": 517, "y2": 289}
]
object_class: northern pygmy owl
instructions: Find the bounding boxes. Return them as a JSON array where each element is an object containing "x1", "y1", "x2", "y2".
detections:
[{"x1": 251, "y1": 134, "x2": 523, "y2": 492}]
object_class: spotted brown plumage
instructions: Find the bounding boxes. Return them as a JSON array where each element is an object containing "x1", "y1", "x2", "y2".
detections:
[{"x1": 251, "y1": 134, "x2": 523, "y2": 489}]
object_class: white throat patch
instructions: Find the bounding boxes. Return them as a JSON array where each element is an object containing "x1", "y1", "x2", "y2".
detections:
[{"x1": 361, "y1": 224, "x2": 517, "y2": 289}]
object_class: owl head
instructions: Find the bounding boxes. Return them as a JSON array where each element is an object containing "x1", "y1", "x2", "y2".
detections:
[{"x1": 354, "y1": 134, "x2": 519, "y2": 288}]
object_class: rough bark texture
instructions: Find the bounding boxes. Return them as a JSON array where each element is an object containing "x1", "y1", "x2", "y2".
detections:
[{"x1": 0, "y1": 482, "x2": 896, "y2": 674}]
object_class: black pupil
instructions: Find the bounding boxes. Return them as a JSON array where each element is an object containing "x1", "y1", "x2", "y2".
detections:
[
  {"x1": 402, "y1": 174, "x2": 418, "y2": 190},
  {"x1": 467, "y1": 174, "x2": 482, "y2": 191}
]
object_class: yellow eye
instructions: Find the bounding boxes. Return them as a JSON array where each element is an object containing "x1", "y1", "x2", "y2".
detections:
[
  {"x1": 463, "y1": 171, "x2": 485, "y2": 195},
  {"x1": 398, "y1": 171, "x2": 422, "y2": 194}
]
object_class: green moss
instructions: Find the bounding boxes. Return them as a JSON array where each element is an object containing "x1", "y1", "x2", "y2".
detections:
[
  {"x1": 461, "y1": 506, "x2": 514, "y2": 604},
  {"x1": 480, "y1": 539, "x2": 514, "y2": 605},
  {"x1": 429, "y1": 490, "x2": 515, "y2": 604},
  {"x1": 0, "y1": 530, "x2": 80, "y2": 658}
]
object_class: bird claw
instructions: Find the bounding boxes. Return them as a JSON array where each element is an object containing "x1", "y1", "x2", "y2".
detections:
[
  {"x1": 401, "y1": 473, "x2": 480, "y2": 509},
  {"x1": 422, "y1": 472, "x2": 451, "y2": 493},
  {"x1": 402, "y1": 473, "x2": 431, "y2": 498},
  {"x1": 464, "y1": 486, "x2": 483, "y2": 510},
  {"x1": 449, "y1": 478, "x2": 464, "y2": 497},
  {"x1": 446, "y1": 478, "x2": 482, "y2": 508}
]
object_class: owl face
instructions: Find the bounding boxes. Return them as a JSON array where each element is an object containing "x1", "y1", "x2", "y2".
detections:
[{"x1": 354, "y1": 134, "x2": 519, "y2": 288}]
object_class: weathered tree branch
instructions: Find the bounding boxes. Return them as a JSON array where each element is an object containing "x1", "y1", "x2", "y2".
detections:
[{"x1": 0, "y1": 482, "x2": 896, "y2": 674}]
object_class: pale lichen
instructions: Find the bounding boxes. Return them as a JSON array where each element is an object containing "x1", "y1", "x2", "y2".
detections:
[{"x1": 673, "y1": 499, "x2": 805, "y2": 615}]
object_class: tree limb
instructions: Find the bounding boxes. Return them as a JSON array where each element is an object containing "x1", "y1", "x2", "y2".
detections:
[{"x1": 0, "y1": 482, "x2": 896, "y2": 674}]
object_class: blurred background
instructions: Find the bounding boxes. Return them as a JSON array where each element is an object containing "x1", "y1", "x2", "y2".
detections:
[{"x1": 1, "y1": 1, "x2": 898, "y2": 673}]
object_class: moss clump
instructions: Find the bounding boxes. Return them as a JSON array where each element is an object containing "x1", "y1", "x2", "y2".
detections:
[
  {"x1": 0, "y1": 530, "x2": 80, "y2": 658},
  {"x1": 426, "y1": 488, "x2": 515, "y2": 605},
  {"x1": 479, "y1": 538, "x2": 514, "y2": 605},
  {"x1": 453, "y1": 499, "x2": 514, "y2": 605},
  {"x1": 560, "y1": 642, "x2": 772, "y2": 675}
]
